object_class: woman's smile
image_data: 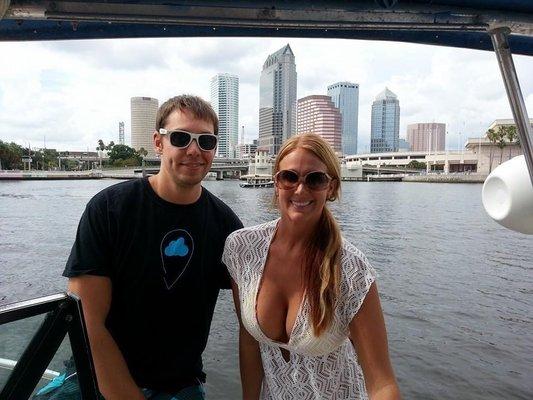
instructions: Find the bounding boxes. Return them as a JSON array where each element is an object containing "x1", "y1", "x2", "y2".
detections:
[{"x1": 290, "y1": 199, "x2": 313, "y2": 210}]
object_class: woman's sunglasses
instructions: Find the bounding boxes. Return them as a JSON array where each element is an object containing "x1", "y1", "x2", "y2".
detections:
[
  {"x1": 159, "y1": 128, "x2": 218, "y2": 151},
  {"x1": 274, "y1": 170, "x2": 333, "y2": 191}
]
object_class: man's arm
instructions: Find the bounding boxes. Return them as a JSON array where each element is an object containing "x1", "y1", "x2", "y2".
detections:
[
  {"x1": 231, "y1": 280, "x2": 263, "y2": 400},
  {"x1": 68, "y1": 275, "x2": 145, "y2": 400}
]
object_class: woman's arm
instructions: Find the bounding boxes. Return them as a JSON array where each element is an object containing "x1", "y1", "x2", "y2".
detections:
[
  {"x1": 231, "y1": 279, "x2": 264, "y2": 400},
  {"x1": 349, "y1": 282, "x2": 401, "y2": 400}
]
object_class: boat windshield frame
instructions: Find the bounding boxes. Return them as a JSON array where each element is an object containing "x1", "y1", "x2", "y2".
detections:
[{"x1": 0, "y1": 293, "x2": 99, "y2": 400}]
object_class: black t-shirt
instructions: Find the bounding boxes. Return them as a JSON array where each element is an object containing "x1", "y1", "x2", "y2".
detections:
[{"x1": 63, "y1": 178, "x2": 242, "y2": 391}]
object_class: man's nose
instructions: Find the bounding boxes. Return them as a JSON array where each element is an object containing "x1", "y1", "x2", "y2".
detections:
[{"x1": 186, "y1": 139, "x2": 201, "y2": 155}]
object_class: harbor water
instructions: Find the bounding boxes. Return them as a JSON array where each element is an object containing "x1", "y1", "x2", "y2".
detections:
[{"x1": 0, "y1": 179, "x2": 532, "y2": 399}]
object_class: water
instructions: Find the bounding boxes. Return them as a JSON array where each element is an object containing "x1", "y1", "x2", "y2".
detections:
[{"x1": 1, "y1": 179, "x2": 532, "y2": 399}]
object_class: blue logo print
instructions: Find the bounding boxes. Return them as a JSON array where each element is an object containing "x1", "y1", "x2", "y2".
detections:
[{"x1": 164, "y1": 237, "x2": 189, "y2": 257}]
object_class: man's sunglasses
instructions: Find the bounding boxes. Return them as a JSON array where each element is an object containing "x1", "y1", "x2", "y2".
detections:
[
  {"x1": 159, "y1": 129, "x2": 218, "y2": 151},
  {"x1": 274, "y1": 170, "x2": 333, "y2": 191}
]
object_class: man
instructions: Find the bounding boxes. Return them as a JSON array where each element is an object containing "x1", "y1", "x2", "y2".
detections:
[{"x1": 63, "y1": 95, "x2": 242, "y2": 399}]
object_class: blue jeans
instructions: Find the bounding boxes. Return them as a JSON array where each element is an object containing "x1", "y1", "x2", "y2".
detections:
[
  {"x1": 35, "y1": 373, "x2": 205, "y2": 400},
  {"x1": 143, "y1": 384, "x2": 206, "y2": 400}
]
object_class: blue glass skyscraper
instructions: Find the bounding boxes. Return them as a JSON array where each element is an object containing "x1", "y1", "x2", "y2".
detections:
[
  {"x1": 327, "y1": 82, "x2": 359, "y2": 155},
  {"x1": 259, "y1": 44, "x2": 297, "y2": 155},
  {"x1": 370, "y1": 88, "x2": 400, "y2": 153}
]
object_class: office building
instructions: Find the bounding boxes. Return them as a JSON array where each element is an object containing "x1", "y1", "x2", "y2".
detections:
[
  {"x1": 398, "y1": 138, "x2": 411, "y2": 151},
  {"x1": 210, "y1": 73, "x2": 239, "y2": 158},
  {"x1": 259, "y1": 44, "x2": 297, "y2": 155},
  {"x1": 407, "y1": 123, "x2": 446, "y2": 152},
  {"x1": 370, "y1": 88, "x2": 400, "y2": 153},
  {"x1": 297, "y1": 95, "x2": 342, "y2": 153},
  {"x1": 237, "y1": 143, "x2": 257, "y2": 159},
  {"x1": 327, "y1": 82, "x2": 359, "y2": 155},
  {"x1": 131, "y1": 97, "x2": 158, "y2": 157}
]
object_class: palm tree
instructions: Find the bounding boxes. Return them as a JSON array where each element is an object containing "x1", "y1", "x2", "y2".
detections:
[
  {"x1": 486, "y1": 128, "x2": 498, "y2": 173},
  {"x1": 496, "y1": 128, "x2": 507, "y2": 165},
  {"x1": 504, "y1": 125, "x2": 518, "y2": 160},
  {"x1": 105, "y1": 141, "x2": 115, "y2": 151}
]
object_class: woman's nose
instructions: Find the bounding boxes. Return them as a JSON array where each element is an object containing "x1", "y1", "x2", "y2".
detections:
[{"x1": 293, "y1": 180, "x2": 306, "y2": 194}]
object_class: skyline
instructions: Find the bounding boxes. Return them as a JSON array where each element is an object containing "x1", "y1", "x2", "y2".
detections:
[{"x1": 0, "y1": 37, "x2": 532, "y2": 153}]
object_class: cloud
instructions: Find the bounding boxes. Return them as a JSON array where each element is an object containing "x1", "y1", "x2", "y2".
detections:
[
  {"x1": 43, "y1": 39, "x2": 169, "y2": 70},
  {"x1": 0, "y1": 37, "x2": 531, "y2": 152},
  {"x1": 164, "y1": 237, "x2": 189, "y2": 257}
]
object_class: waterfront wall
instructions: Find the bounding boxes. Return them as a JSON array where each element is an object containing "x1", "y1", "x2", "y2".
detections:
[
  {"x1": 0, "y1": 171, "x2": 104, "y2": 180},
  {"x1": 403, "y1": 174, "x2": 486, "y2": 183}
]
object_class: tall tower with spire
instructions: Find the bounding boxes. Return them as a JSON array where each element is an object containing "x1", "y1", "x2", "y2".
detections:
[
  {"x1": 259, "y1": 44, "x2": 297, "y2": 155},
  {"x1": 370, "y1": 87, "x2": 400, "y2": 153}
]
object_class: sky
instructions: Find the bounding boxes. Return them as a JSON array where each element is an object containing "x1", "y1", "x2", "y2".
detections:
[{"x1": 0, "y1": 36, "x2": 532, "y2": 153}]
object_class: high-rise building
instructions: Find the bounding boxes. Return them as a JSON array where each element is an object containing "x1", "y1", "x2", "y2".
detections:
[
  {"x1": 259, "y1": 44, "x2": 297, "y2": 155},
  {"x1": 407, "y1": 123, "x2": 446, "y2": 152},
  {"x1": 398, "y1": 138, "x2": 411, "y2": 151},
  {"x1": 210, "y1": 73, "x2": 239, "y2": 158},
  {"x1": 297, "y1": 95, "x2": 342, "y2": 153},
  {"x1": 131, "y1": 97, "x2": 158, "y2": 157},
  {"x1": 236, "y1": 143, "x2": 258, "y2": 159},
  {"x1": 370, "y1": 88, "x2": 400, "y2": 153},
  {"x1": 327, "y1": 82, "x2": 359, "y2": 155}
]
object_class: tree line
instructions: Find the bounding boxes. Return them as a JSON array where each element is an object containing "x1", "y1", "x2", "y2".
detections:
[
  {"x1": 0, "y1": 141, "x2": 72, "y2": 170},
  {"x1": 0, "y1": 139, "x2": 150, "y2": 170},
  {"x1": 485, "y1": 125, "x2": 519, "y2": 172},
  {"x1": 97, "y1": 140, "x2": 148, "y2": 167}
]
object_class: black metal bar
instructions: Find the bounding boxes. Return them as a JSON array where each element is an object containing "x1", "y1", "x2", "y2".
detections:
[
  {"x1": 1, "y1": 1, "x2": 533, "y2": 52},
  {"x1": 0, "y1": 294, "x2": 100, "y2": 399},
  {"x1": 0, "y1": 300, "x2": 71, "y2": 399},
  {"x1": 67, "y1": 293, "x2": 100, "y2": 400},
  {"x1": 489, "y1": 27, "x2": 533, "y2": 185},
  {"x1": 0, "y1": 293, "x2": 68, "y2": 325},
  {"x1": 4, "y1": 1, "x2": 533, "y2": 26},
  {"x1": 1, "y1": 18, "x2": 533, "y2": 56}
]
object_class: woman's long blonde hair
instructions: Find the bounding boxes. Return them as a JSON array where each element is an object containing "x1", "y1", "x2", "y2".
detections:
[{"x1": 274, "y1": 134, "x2": 342, "y2": 336}]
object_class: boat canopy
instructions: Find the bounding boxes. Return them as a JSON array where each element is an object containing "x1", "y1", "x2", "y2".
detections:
[
  {"x1": 0, "y1": 1, "x2": 532, "y2": 55},
  {"x1": 1, "y1": 0, "x2": 532, "y2": 182}
]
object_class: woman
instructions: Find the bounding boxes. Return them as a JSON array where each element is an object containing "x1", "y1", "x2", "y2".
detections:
[{"x1": 223, "y1": 134, "x2": 400, "y2": 399}]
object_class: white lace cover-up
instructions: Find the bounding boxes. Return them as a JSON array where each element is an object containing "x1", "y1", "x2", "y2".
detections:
[{"x1": 222, "y1": 219, "x2": 377, "y2": 400}]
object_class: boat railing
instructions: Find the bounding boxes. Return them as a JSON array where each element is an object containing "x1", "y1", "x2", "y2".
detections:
[{"x1": 0, "y1": 293, "x2": 99, "y2": 400}]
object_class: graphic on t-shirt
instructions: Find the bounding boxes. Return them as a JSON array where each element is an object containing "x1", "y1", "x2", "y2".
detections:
[
  {"x1": 164, "y1": 237, "x2": 189, "y2": 257},
  {"x1": 160, "y1": 229, "x2": 194, "y2": 289}
]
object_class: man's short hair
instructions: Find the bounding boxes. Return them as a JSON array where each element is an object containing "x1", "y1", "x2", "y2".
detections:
[{"x1": 156, "y1": 95, "x2": 219, "y2": 134}]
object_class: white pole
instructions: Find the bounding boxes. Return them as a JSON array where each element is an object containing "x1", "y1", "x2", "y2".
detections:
[
  {"x1": 426, "y1": 125, "x2": 430, "y2": 173},
  {"x1": 478, "y1": 131, "x2": 482, "y2": 173}
]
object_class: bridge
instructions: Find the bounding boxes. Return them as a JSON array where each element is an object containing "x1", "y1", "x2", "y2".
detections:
[
  {"x1": 138, "y1": 159, "x2": 423, "y2": 179},
  {"x1": 139, "y1": 157, "x2": 249, "y2": 179}
]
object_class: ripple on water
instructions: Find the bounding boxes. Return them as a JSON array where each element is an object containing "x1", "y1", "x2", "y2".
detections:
[{"x1": 1, "y1": 180, "x2": 532, "y2": 399}]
